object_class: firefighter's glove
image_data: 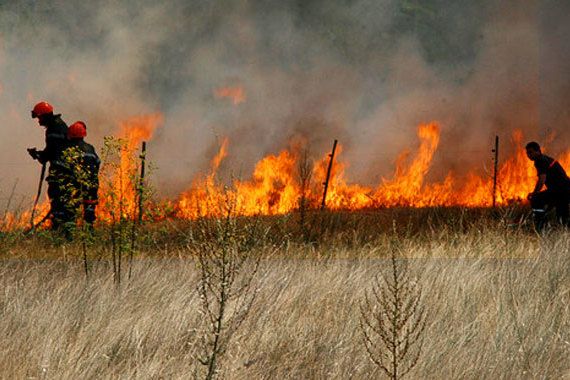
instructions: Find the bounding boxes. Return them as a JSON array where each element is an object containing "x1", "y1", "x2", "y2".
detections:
[{"x1": 27, "y1": 148, "x2": 39, "y2": 161}]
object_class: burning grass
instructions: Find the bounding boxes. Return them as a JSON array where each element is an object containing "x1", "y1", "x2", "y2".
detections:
[
  {"x1": 3, "y1": 116, "x2": 570, "y2": 231},
  {"x1": 176, "y1": 123, "x2": 570, "y2": 217},
  {"x1": 0, "y1": 209, "x2": 569, "y2": 378}
]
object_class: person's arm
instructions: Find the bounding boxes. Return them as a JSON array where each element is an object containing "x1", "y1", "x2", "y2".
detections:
[
  {"x1": 37, "y1": 128, "x2": 65, "y2": 164},
  {"x1": 35, "y1": 149, "x2": 49, "y2": 164},
  {"x1": 528, "y1": 156, "x2": 549, "y2": 200},
  {"x1": 27, "y1": 147, "x2": 44, "y2": 163},
  {"x1": 532, "y1": 174, "x2": 546, "y2": 194}
]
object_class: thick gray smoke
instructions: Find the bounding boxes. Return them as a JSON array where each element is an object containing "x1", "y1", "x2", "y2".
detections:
[{"x1": 0, "y1": 0, "x2": 566, "y2": 208}]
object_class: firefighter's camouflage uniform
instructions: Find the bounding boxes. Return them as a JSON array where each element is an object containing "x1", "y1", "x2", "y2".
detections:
[
  {"x1": 34, "y1": 114, "x2": 71, "y2": 229},
  {"x1": 64, "y1": 138, "x2": 101, "y2": 225},
  {"x1": 30, "y1": 104, "x2": 100, "y2": 234}
]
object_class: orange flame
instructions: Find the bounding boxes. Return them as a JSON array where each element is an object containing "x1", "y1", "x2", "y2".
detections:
[
  {"x1": 374, "y1": 122, "x2": 441, "y2": 207},
  {"x1": 175, "y1": 121, "x2": 570, "y2": 217},
  {"x1": 1, "y1": 201, "x2": 51, "y2": 232},
  {"x1": 177, "y1": 138, "x2": 229, "y2": 219},
  {"x1": 4, "y1": 115, "x2": 570, "y2": 232},
  {"x1": 97, "y1": 114, "x2": 162, "y2": 222},
  {"x1": 234, "y1": 150, "x2": 300, "y2": 215}
]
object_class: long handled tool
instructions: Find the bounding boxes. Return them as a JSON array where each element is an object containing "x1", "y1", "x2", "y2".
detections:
[
  {"x1": 25, "y1": 211, "x2": 51, "y2": 235},
  {"x1": 30, "y1": 162, "x2": 47, "y2": 230}
]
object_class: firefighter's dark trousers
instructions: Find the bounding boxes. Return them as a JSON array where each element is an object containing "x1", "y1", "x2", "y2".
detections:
[
  {"x1": 47, "y1": 179, "x2": 73, "y2": 231},
  {"x1": 83, "y1": 201, "x2": 97, "y2": 225},
  {"x1": 530, "y1": 189, "x2": 570, "y2": 230}
]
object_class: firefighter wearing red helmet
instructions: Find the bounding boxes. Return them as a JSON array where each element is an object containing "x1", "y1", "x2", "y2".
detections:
[
  {"x1": 65, "y1": 121, "x2": 100, "y2": 226},
  {"x1": 28, "y1": 101, "x2": 71, "y2": 231}
]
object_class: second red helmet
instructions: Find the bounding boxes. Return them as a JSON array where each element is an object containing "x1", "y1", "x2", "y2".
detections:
[{"x1": 68, "y1": 121, "x2": 87, "y2": 139}]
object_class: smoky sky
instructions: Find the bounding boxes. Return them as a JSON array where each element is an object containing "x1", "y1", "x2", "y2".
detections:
[{"x1": 0, "y1": 0, "x2": 567, "y2": 207}]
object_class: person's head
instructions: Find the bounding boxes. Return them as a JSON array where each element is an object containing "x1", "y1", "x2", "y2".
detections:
[
  {"x1": 31, "y1": 101, "x2": 54, "y2": 127},
  {"x1": 525, "y1": 141, "x2": 542, "y2": 161},
  {"x1": 68, "y1": 121, "x2": 87, "y2": 140}
]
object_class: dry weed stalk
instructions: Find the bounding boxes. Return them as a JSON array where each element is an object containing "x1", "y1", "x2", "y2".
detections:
[
  {"x1": 360, "y1": 245, "x2": 428, "y2": 379},
  {"x1": 0, "y1": 179, "x2": 19, "y2": 235},
  {"x1": 190, "y1": 198, "x2": 265, "y2": 379}
]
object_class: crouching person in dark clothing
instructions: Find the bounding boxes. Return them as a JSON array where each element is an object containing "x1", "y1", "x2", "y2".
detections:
[
  {"x1": 525, "y1": 141, "x2": 570, "y2": 231},
  {"x1": 65, "y1": 121, "x2": 100, "y2": 228}
]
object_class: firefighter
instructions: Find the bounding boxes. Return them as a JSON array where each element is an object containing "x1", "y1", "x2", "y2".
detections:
[
  {"x1": 525, "y1": 141, "x2": 570, "y2": 231},
  {"x1": 65, "y1": 121, "x2": 100, "y2": 226},
  {"x1": 28, "y1": 101, "x2": 70, "y2": 230}
]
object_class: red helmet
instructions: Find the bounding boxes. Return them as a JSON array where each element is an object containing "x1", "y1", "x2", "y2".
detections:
[
  {"x1": 68, "y1": 121, "x2": 87, "y2": 139},
  {"x1": 31, "y1": 101, "x2": 54, "y2": 118}
]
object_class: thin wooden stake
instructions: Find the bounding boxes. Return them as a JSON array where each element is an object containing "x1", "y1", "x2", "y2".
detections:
[
  {"x1": 492, "y1": 135, "x2": 499, "y2": 208},
  {"x1": 321, "y1": 139, "x2": 338, "y2": 210},
  {"x1": 138, "y1": 141, "x2": 147, "y2": 224}
]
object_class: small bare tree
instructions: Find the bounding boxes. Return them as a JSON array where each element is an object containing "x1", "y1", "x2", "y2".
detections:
[
  {"x1": 360, "y1": 245, "x2": 428, "y2": 379},
  {"x1": 190, "y1": 195, "x2": 265, "y2": 379}
]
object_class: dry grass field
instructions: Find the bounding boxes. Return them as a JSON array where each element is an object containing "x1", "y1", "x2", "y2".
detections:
[{"x1": 0, "y1": 208, "x2": 569, "y2": 379}]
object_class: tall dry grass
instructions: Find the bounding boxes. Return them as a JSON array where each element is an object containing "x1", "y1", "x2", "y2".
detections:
[{"x1": 0, "y1": 214, "x2": 569, "y2": 379}]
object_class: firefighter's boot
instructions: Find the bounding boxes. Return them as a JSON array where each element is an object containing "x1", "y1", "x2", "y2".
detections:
[{"x1": 532, "y1": 208, "x2": 546, "y2": 232}]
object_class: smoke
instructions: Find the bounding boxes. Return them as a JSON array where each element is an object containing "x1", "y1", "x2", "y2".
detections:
[
  {"x1": 0, "y1": 0, "x2": 566, "y2": 207},
  {"x1": 540, "y1": 0, "x2": 570, "y2": 151}
]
